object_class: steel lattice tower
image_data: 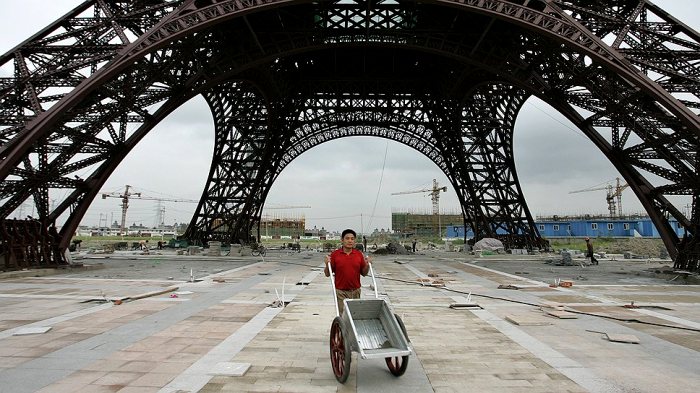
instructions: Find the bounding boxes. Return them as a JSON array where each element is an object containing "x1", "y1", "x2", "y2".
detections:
[{"x1": 1, "y1": 1, "x2": 699, "y2": 271}]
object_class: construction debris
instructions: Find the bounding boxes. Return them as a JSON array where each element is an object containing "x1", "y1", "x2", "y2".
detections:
[
  {"x1": 549, "y1": 278, "x2": 574, "y2": 287},
  {"x1": 416, "y1": 277, "x2": 446, "y2": 287},
  {"x1": 544, "y1": 310, "x2": 578, "y2": 319},
  {"x1": 605, "y1": 333, "x2": 640, "y2": 344},
  {"x1": 559, "y1": 280, "x2": 573, "y2": 288},
  {"x1": 13, "y1": 327, "x2": 52, "y2": 335},
  {"x1": 505, "y1": 315, "x2": 553, "y2": 326},
  {"x1": 544, "y1": 251, "x2": 578, "y2": 266},
  {"x1": 586, "y1": 330, "x2": 640, "y2": 344},
  {"x1": 373, "y1": 242, "x2": 410, "y2": 255},
  {"x1": 540, "y1": 303, "x2": 578, "y2": 319},
  {"x1": 473, "y1": 238, "x2": 504, "y2": 252},
  {"x1": 449, "y1": 303, "x2": 481, "y2": 309},
  {"x1": 449, "y1": 294, "x2": 479, "y2": 309}
]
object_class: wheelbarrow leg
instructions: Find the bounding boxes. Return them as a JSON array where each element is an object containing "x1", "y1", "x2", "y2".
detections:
[
  {"x1": 385, "y1": 314, "x2": 409, "y2": 376},
  {"x1": 330, "y1": 316, "x2": 351, "y2": 383}
]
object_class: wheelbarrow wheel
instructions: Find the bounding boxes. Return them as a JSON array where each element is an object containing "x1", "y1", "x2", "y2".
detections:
[
  {"x1": 330, "y1": 316, "x2": 351, "y2": 383},
  {"x1": 385, "y1": 313, "x2": 409, "y2": 376}
]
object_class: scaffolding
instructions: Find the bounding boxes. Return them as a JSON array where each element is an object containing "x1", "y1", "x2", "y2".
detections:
[
  {"x1": 259, "y1": 214, "x2": 306, "y2": 238},
  {"x1": 392, "y1": 210, "x2": 462, "y2": 237}
]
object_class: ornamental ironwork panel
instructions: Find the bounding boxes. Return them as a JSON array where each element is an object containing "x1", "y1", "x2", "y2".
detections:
[{"x1": 0, "y1": 0, "x2": 698, "y2": 271}]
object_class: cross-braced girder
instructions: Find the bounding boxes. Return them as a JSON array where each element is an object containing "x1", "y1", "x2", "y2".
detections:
[
  {"x1": 0, "y1": 0, "x2": 698, "y2": 270},
  {"x1": 448, "y1": 84, "x2": 545, "y2": 249},
  {"x1": 182, "y1": 81, "x2": 545, "y2": 248},
  {"x1": 184, "y1": 82, "x2": 274, "y2": 245}
]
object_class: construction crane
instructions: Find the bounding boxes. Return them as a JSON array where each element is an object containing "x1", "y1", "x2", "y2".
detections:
[
  {"x1": 391, "y1": 179, "x2": 447, "y2": 215},
  {"x1": 391, "y1": 179, "x2": 448, "y2": 238},
  {"x1": 264, "y1": 205, "x2": 312, "y2": 209},
  {"x1": 569, "y1": 177, "x2": 629, "y2": 218},
  {"x1": 101, "y1": 185, "x2": 197, "y2": 235}
]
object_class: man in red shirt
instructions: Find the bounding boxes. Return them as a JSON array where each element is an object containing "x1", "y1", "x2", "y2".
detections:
[{"x1": 324, "y1": 229, "x2": 370, "y2": 314}]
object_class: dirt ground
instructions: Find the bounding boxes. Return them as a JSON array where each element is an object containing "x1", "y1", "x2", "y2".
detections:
[
  {"x1": 551, "y1": 237, "x2": 668, "y2": 258},
  {"x1": 592, "y1": 238, "x2": 668, "y2": 257}
]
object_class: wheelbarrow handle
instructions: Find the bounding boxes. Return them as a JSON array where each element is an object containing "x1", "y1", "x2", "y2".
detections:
[
  {"x1": 327, "y1": 259, "x2": 340, "y2": 317},
  {"x1": 366, "y1": 253, "x2": 378, "y2": 299}
]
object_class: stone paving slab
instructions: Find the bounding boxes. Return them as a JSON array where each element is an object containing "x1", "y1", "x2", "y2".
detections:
[{"x1": 0, "y1": 251, "x2": 698, "y2": 393}]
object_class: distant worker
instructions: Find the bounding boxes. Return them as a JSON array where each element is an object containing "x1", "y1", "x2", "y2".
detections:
[
  {"x1": 362, "y1": 235, "x2": 367, "y2": 252},
  {"x1": 585, "y1": 237, "x2": 598, "y2": 265},
  {"x1": 324, "y1": 229, "x2": 370, "y2": 314},
  {"x1": 48, "y1": 224, "x2": 63, "y2": 263},
  {"x1": 412, "y1": 238, "x2": 417, "y2": 253}
]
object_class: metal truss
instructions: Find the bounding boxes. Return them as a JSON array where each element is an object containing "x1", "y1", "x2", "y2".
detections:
[
  {"x1": 0, "y1": 0, "x2": 698, "y2": 270},
  {"x1": 434, "y1": 84, "x2": 546, "y2": 250},
  {"x1": 183, "y1": 82, "x2": 272, "y2": 245},
  {"x1": 184, "y1": 83, "x2": 544, "y2": 248}
]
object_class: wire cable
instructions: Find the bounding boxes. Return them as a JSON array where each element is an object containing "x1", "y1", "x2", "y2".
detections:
[{"x1": 366, "y1": 139, "x2": 390, "y2": 233}]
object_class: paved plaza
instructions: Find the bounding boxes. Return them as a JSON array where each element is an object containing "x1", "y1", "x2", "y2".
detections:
[{"x1": 0, "y1": 249, "x2": 698, "y2": 392}]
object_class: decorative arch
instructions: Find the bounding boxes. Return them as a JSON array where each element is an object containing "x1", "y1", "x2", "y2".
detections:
[{"x1": 1, "y1": 0, "x2": 698, "y2": 270}]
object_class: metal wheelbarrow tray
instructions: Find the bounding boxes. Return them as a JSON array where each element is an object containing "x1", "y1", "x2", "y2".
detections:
[{"x1": 342, "y1": 298, "x2": 411, "y2": 359}]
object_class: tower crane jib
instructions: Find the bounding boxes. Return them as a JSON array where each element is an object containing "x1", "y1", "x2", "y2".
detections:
[
  {"x1": 568, "y1": 177, "x2": 629, "y2": 218},
  {"x1": 101, "y1": 185, "x2": 197, "y2": 235},
  {"x1": 390, "y1": 179, "x2": 447, "y2": 215},
  {"x1": 391, "y1": 179, "x2": 448, "y2": 239}
]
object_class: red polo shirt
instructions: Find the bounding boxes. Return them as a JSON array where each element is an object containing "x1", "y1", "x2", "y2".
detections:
[{"x1": 330, "y1": 248, "x2": 366, "y2": 290}]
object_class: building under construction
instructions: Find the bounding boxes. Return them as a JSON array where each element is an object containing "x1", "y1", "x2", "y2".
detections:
[
  {"x1": 392, "y1": 210, "x2": 463, "y2": 238},
  {"x1": 257, "y1": 214, "x2": 305, "y2": 239}
]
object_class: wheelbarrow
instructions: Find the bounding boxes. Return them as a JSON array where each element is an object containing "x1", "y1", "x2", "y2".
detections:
[{"x1": 327, "y1": 258, "x2": 412, "y2": 383}]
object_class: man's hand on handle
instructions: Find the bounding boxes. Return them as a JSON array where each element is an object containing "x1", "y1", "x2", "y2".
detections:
[
  {"x1": 362, "y1": 253, "x2": 371, "y2": 276},
  {"x1": 324, "y1": 254, "x2": 331, "y2": 277}
]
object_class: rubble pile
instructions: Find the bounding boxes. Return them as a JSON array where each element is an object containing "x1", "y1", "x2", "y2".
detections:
[{"x1": 598, "y1": 238, "x2": 666, "y2": 258}]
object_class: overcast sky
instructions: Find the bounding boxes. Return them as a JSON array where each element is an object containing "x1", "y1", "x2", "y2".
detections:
[{"x1": 1, "y1": 0, "x2": 697, "y2": 234}]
